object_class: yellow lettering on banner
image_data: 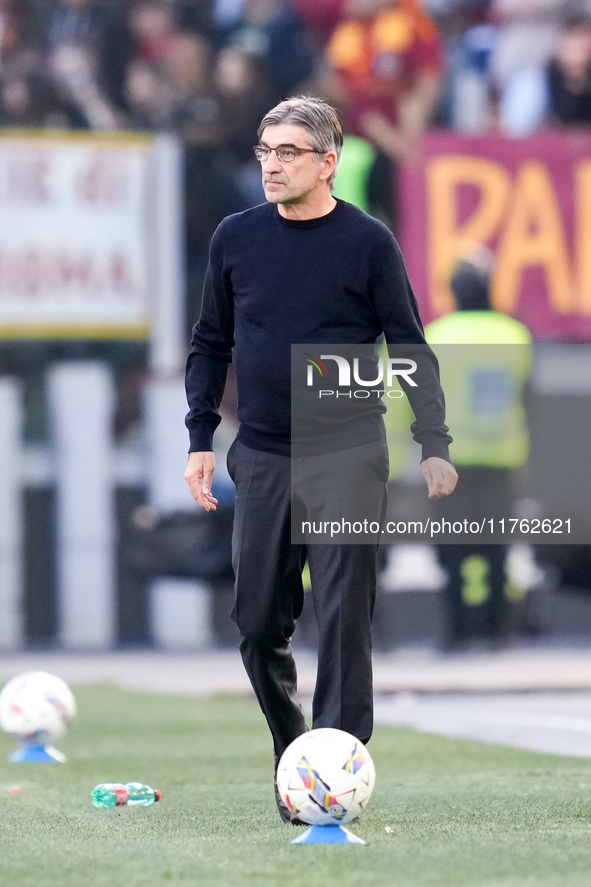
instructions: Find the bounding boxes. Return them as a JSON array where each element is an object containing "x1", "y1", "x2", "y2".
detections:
[
  {"x1": 575, "y1": 160, "x2": 591, "y2": 314},
  {"x1": 493, "y1": 161, "x2": 572, "y2": 314},
  {"x1": 427, "y1": 156, "x2": 510, "y2": 314}
]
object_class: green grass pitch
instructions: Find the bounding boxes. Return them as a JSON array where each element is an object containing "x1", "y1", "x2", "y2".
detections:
[{"x1": 1, "y1": 686, "x2": 591, "y2": 887}]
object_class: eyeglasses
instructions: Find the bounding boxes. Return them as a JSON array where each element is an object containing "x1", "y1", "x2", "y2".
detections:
[{"x1": 253, "y1": 145, "x2": 320, "y2": 163}]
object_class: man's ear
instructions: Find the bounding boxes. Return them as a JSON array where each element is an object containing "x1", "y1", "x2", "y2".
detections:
[{"x1": 320, "y1": 150, "x2": 338, "y2": 183}]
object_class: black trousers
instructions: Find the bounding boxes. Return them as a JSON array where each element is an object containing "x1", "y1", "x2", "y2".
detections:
[{"x1": 226, "y1": 438, "x2": 388, "y2": 758}]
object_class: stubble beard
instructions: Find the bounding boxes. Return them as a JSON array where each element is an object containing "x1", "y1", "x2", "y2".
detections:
[{"x1": 264, "y1": 181, "x2": 310, "y2": 207}]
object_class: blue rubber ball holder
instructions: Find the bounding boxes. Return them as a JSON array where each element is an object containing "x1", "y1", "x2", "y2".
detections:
[
  {"x1": 290, "y1": 825, "x2": 366, "y2": 845},
  {"x1": 8, "y1": 744, "x2": 66, "y2": 763}
]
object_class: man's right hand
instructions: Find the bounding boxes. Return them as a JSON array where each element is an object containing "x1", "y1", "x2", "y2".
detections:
[{"x1": 184, "y1": 451, "x2": 218, "y2": 511}]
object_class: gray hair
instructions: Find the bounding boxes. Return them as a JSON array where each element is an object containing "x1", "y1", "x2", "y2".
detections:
[{"x1": 257, "y1": 95, "x2": 343, "y2": 189}]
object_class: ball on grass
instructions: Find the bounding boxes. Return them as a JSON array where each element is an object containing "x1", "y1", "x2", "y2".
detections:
[{"x1": 276, "y1": 727, "x2": 375, "y2": 825}]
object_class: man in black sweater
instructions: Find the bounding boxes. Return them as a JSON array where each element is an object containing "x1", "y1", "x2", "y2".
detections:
[{"x1": 184, "y1": 96, "x2": 457, "y2": 823}]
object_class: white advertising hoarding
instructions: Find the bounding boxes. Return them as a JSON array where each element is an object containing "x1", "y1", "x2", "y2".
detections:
[{"x1": 0, "y1": 131, "x2": 154, "y2": 338}]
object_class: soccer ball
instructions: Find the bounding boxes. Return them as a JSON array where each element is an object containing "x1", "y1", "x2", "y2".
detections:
[
  {"x1": 276, "y1": 728, "x2": 376, "y2": 825},
  {"x1": 0, "y1": 671, "x2": 76, "y2": 747}
]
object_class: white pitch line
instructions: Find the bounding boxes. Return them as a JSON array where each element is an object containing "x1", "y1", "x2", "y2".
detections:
[
  {"x1": 373, "y1": 696, "x2": 591, "y2": 756},
  {"x1": 386, "y1": 708, "x2": 591, "y2": 734}
]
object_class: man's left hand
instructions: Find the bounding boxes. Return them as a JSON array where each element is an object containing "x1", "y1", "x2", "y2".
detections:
[{"x1": 421, "y1": 457, "x2": 458, "y2": 499}]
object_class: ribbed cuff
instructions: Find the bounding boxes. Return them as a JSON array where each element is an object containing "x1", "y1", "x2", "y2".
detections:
[
  {"x1": 420, "y1": 438, "x2": 452, "y2": 464},
  {"x1": 188, "y1": 426, "x2": 214, "y2": 453}
]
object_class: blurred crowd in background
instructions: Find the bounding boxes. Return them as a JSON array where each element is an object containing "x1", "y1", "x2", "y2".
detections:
[{"x1": 5, "y1": 1, "x2": 591, "y2": 140}]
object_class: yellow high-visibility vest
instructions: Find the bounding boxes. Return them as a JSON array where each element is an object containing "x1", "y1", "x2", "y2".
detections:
[
  {"x1": 332, "y1": 136, "x2": 375, "y2": 213},
  {"x1": 425, "y1": 311, "x2": 533, "y2": 468}
]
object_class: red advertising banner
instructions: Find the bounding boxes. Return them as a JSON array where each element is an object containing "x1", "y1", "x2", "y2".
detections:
[{"x1": 400, "y1": 129, "x2": 591, "y2": 341}]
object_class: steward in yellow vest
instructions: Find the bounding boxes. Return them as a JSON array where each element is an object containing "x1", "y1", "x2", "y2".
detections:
[{"x1": 425, "y1": 248, "x2": 533, "y2": 650}]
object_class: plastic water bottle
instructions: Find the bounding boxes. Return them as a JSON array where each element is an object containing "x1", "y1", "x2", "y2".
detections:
[{"x1": 91, "y1": 782, "x2": 161, "y2": 808}]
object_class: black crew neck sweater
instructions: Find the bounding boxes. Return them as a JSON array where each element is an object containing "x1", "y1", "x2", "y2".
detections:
[{"x1": 185, "y1": 199, "x2": 451, "y2": 460}]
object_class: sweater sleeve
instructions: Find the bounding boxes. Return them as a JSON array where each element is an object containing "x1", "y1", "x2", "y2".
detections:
[
  {"x1": 371, "y1": 233, "x2": 453, "y2": 463},
  {"x1": 184, "y1": 221, "x2": 234, "y2": 452}
]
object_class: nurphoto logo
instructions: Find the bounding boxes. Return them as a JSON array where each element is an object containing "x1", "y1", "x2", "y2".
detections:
[{"x1": 304, "y1": 352, "x2": 417, "y2": 398}]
